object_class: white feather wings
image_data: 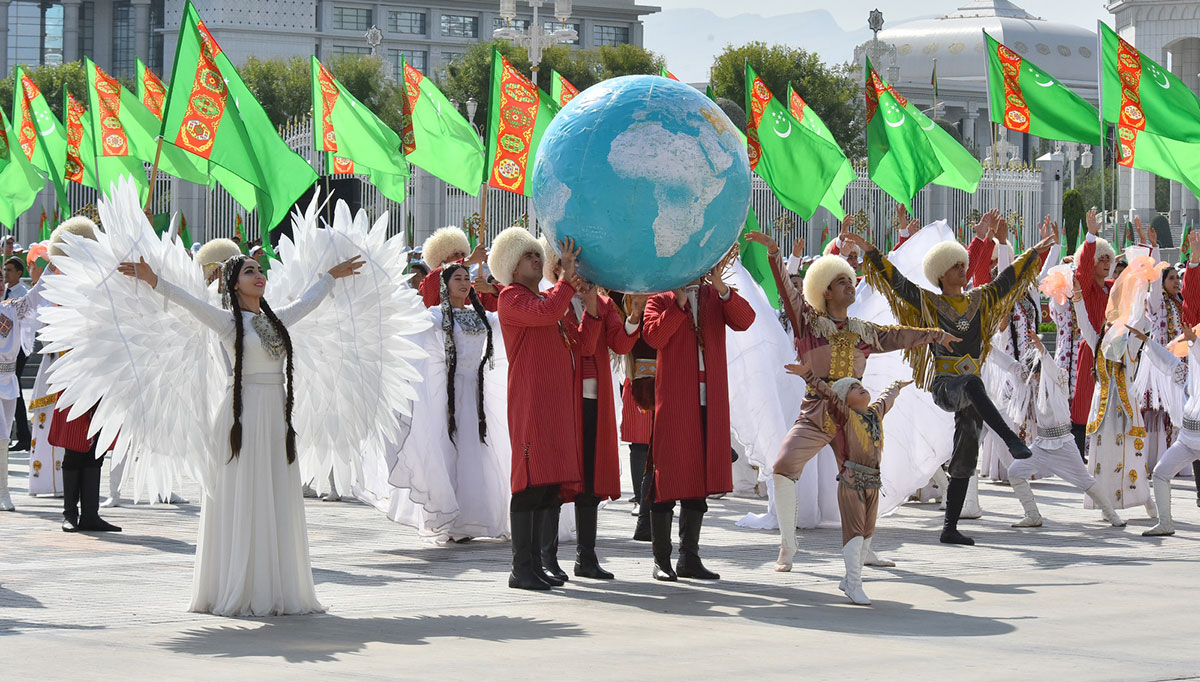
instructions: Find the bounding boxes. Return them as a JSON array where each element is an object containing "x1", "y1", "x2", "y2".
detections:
[{"x1": 39, "y1": 177, "x2": 430, "y2": 494}]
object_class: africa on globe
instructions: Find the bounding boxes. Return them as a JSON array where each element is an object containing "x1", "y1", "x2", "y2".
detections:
[{"x1": 531, "y1": 74, "x2": 751, "y2": 293}]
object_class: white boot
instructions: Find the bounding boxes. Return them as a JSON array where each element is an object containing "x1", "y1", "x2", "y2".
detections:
[
  {"x1": 931, "y1": 467, "x2": 949, "y2": 505},
  {"x1": 1145, "y1": 496, "x2": 1159, "y2": 520},
  {"x1": 0, "y1": 439, "x2": 14, "y2": 511},
  {"x1": 1143, "y1": 478, "x2": 1174, "y2": 536},
  {"x1": 839, "y1": 536, "x2": 871, "y2": 605},
  {"x1": 101, "y1": 457, "x2": 126, "y2": 508},
  {"x1": 960, "y1": 474, "x2": 983, "y2": 519},
  {"x1": 1085, "y1": 484, "x2": 1126, "y2": 527},
  {"x1": 1009, "y1": 478, "x2": 1043, "y2": 527},
  {"x1": 862, "y1": 535, "x2": 894, "y2": 568},
  {"x1": 772, "y1": 474, "x2": 797, "y2": 572}
]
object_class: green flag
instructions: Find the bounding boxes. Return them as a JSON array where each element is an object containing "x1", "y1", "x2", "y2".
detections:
[
  {"x1": 0, "y1": 109, "x2": 43, "y2": 229},
  {"x1": 1101, "y1": 22, "x2": 1200, "y2": 144},
  {"x1": 485, "y1": 48, "x2": 559, "y2": 196},
  {"x1": 62, "y1": 88, "x2": 97, "y2": 189},
  {"x1": 745, "y1": 62, "x2": 851, "y2": 220},
  {"x1": 161, "y1": 1, "x2": 316, "y2": 231},
  {"x1": 906, "y1": 96, "x2": 983, "y2": 194},
  {"x1": 13, "y1": 68, "x2": 67, "y2": 215},
  {"x1": 864, "y1": 57, "x2": 942, "y2": 210},
  {"x1": 737, "y1": 204, "x2": 780, "y2": 310},
  {"x1": 84, "y1": 59, "x2": 155, "y2": 199},
  {"x1": 399, "y1": 55, "x2": 485, "y2": 196},
  {"x1": 136, "y1": 58, "x2": 168, "y2": 120},
  {"x1": 312, "y1": 56, "x2": 409, "y2": 204},
  {"x1": 786, "y1": 81, "x2": 855, "y2": 219},
  {"x1": 985, "y1": 32, "x2": 1102, "y2": 145},
  {"x1": 549, "y1": 69, "x2": 579, "y2": 108}
]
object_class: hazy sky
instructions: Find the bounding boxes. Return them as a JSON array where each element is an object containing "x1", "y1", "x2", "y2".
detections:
[{"x1": 644, "y1": 0, "x2": 1111, "y2": 31}]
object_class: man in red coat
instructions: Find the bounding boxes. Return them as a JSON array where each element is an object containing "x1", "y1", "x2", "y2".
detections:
[
  {"x1": 540, "y1": 239, "x2": 643, "y2": 580},
  {"x1": 642, "y1": 257, "x2": 755, "y2": 581},
  {"x1": 488, "y1": 227, "x2": 599, "y2": 590},
  {"x1": 418, "y1": 226, "x2": 499, "y2": 310},
  {"x1": 1071, "y1": 210, "x2": 1115, "y2": 458}
]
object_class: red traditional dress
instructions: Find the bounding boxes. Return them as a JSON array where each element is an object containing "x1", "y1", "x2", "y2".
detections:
[
  {"x1": 1071, "y1": 236, "x2": 1113, "y2": 426},
  {"x1": 498, "y1": 280, "x2": 599, "y2": 495},
  {"x1": 642, "y1": 285, "x2": 755, "y2": 502}
]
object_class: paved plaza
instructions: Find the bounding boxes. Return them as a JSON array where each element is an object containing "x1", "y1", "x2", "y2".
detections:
[{"x1": 2, "y1": 448, "x2": 1199, "y2": 681}]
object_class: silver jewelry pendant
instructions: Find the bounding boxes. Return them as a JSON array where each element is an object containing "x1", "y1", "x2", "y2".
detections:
[{"x1": 252, "y1": 313, "x2": 286, "y2": 359}]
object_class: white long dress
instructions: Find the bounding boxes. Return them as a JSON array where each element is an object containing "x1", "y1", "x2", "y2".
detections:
[
  {"x1": 383, "y1": 306, "x2": 512, "y2": 543},
  {"x1": 156, "y1": 274, "x2": 333, "y2": 617}
]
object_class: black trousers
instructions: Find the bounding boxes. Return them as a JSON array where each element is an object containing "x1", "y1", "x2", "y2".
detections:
[
  {"x1": 931, "y1": 374, "x2": 1020, "y2": 479},
  {"x1": 62, "y1": 441, "x2": 104, "y2": 471},
  {"x1": 10, "y1": 349, "x2": 28, "y2": 444},
  {"x1": 576, "y1": 398, "x2": 600, "y2": 509},
  {"x1": 510, "y1": 484, "x2": 559, "y2": 512}
]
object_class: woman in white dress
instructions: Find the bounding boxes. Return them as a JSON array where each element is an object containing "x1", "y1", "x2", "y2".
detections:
[
  {"x1": 118, "y1": 253, "x2": 363, "y2": 617},
  {"x1": 386, "y1": 263, "x2": 511, "y2": 543}
]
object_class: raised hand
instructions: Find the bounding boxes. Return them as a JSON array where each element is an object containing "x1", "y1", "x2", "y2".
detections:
[
  {"x1": 1033, "y1": 234, "x2": 1056, "y2": 255},
  {"x1": 1086, "y1": 208, "x2": 1100, "y2": 235},
  {"x1": 625, "y1": 293, "x2": 649, "y2": 323},
  {"x1": 117, "y1": 257, "x2": 159, "y2": 288},
  {"x1": 672, "y1": 287, "x2": 687, "y2": 310},
  {"x1": 783, "y1": 361, "x2": 811, "y2": 378},
  {"x1": 792, "y1": 237, "x2": 805, "y2": 259},
  {"x1": 1184, "y1": 323, "x2": 1198, "y2": 344},
  {"x1": 473, "y1": 274, "x2": 498, "y2": 295},
  {"x1": 1125, "y1": 324, "x2": 1148, "y2": 342},
  {"x1": 839, "y1": 231, "x2": 875, "y2": 253},
  {"x1": 1040, "y1": 215, "x2": 1052, "y2": 243},
  {"x1": 465, "y1": 243, "x2": 487, "y2": 266},
  {"x1": 977, "y1": 209, "x2": 999, "y2": 241},
  {"x1": 1134, "y1": 216, "x2": 1146, "y2": 244},
  {"x1": 328, "y1": 255, "x2": 364, "y2": 279},
  {"x1": 1189, "y1": 230, "x2": 1200, "y2": 264},
  {"x1": 744, "y1": 230, "x2": 778, "y2": 254},
  {"x1": 995, "y1": 217, "x2": 1009, "y2": 245},
  {"x1": 558, "y1": 237, "x2": 580, "y2": 279}
]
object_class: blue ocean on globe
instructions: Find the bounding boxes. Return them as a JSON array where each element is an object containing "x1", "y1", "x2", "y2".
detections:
[{"x1": 531, "y1": 75, "x2": 751, "y2": 293}]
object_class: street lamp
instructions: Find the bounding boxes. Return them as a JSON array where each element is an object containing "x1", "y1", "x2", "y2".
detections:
[
  {"x1": 492, "y1": 0, "x2": 578, "y2": 86},
  {"x1": 466, "y1": 97, "x2": 481, "y2": 137}
]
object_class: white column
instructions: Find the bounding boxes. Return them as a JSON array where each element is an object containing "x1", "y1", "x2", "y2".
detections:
[
  {"x1": 61, "y1": 0, "x2": 81, "y2": 63},
  {"x1": 1171, "y1": 180, "x2": 1182, "y2": 226},
  {"x1": 132, "y1": 0, "x2": 151, "y2": 65},
  {"x1": 1130, "y1": 168, "x2": 1156, "y2": 224}
]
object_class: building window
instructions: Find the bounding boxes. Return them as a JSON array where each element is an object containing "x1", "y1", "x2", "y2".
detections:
[
  {"x1": 440, "y1": 14, "x2": 478, "y2": 38},
  {"x1": 79, "y1": 2, "x2": 95, "y2": 61},
  {"x1": 492, "y1": 17, "x2": 530, "y2": 31},
  {"x1": 441, "y1": 52, "x2": 464, "y2": 64},
  {"x1": 331, "y1": 45, "x2": 372, "y2": 57},
  {"x1": 389, "y1": 11, "x2": 425, "y2": 35},
  {"x1": 150, "y1": 0, "x2": 165, "y2": 71},
  {"x1": 389, "y1": 49, "x2": 427, "y2": 79},
  {"x1": 543, "y1": 20, "x2": 580, "y2": 45},
  {"x1": 593, "y1": 25, "x2": 629, "y2": 47},
  {"x1": 112, "y1": 2, "x2": 135, "y2": 78},
  {"x1": 332, "y1": 7, "x2": 372, "y2": 32},
  {"x1": 43, "y1": 4, "x2": 63, "y2": 64}
]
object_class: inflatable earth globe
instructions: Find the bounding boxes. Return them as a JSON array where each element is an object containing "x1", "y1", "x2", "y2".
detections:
[{"x1": 531, "y1": 75, "x2": 751, "y2": 293}]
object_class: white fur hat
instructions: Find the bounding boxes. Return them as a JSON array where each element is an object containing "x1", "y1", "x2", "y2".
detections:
[
  {"x1": 923, "y1": 240, "x2": 969, "y2": 288},
  {"x1": 1075, "y1": 237, "x2": 1116, "y2": 265},
  {"x1": 823, "y1": 238, "x2": 860, "y2": 259},
  {"x1": 422, "y1": 226, "x2": 471, "y2": 268},
  {"x1": 488, "y1": 226, "x2": 542, "y2": 287},
  {"x1": 537, "y1": 235, "x2": 561, "y2": 282},
  {"x1": 803, "y1": 254, "x2": 856, "y2": 314},
  {"x1": 831, "y1": 377, "x2": 864, "y2": 404},
  {"x1": 196, "y1": 238, "x2": 242, "y2": 267},
  {"x1": 49, "y1": 216, "x2": 99, "y2": 259}
]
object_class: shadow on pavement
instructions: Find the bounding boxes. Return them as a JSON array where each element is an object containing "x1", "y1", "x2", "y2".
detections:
[
  {"x1": 0, "y1": 585, "x2": 44, "y2": 609},
  {"x1": 159, "y1": 614, "x2": 586, "y2": 662}
]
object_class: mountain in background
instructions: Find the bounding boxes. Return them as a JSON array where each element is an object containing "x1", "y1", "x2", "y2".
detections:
[{"x1": 642, "y1": 8, "x2": 931, "y2": 83}]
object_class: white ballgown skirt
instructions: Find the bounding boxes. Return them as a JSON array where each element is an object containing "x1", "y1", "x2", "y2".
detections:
[{"x1": 190, "y1": 375, "x2": 324, "y2": 617}]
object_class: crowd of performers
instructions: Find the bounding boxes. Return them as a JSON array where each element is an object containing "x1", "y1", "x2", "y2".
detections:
[{"x1": 5, "y1": 185, "x2": 1200, "y2": 616}]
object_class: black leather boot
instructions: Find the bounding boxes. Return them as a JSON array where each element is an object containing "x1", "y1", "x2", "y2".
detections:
[
  {"x1": 77, "y1": 466, "x2": 121, "y2": 532},
  {"x1": 574, "y1": 505, "x2": 614, "y2": 579},
  {"x1": 650, "y1": 510, "x2": 677, "y2": 581},
  {"x1": 633, "y1": 470, "x2": 652, "y2": 541},
  {"x1": 675, "y1": 507, "x2": 719, "y2": 579},
  {"x1": 509, "y1": 511, "x2": 551, "y2": 590},
  {"x1": 940, "y1": 477, "x2": 975, "y2": 546},
  {"x1": 61, "y1": 468, "x2": 80, "y2": 532},
  {"x1": 537, "y1": 508, "x2": 567, "y2": 585},
  {"x1": 629, "y1": 447, "x2": 648, "y2": 505}
]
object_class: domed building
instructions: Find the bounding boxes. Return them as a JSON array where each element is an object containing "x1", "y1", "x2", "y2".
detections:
[{"x1": 864, "y1": 0, "x2": 1099, "y2": 165}]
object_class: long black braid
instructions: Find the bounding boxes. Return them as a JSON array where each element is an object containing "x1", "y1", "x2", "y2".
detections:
[
  {"x1": 439, "y1": 264, "x2": 494, "y2": 444},
  {"x1": 224, "y1": 256, "x2": 299, "y2": 464}
]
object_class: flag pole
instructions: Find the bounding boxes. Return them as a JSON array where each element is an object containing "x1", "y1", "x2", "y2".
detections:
[
  {"x1": 144, "y1": 137, "x2": 164, "y2": 213},
  {"x1": 982, "y1": 31, "x2": 1000, "y2": 211},
  {"x1": 480, "y1": 186, "x2": 489, "y2": 246},
  {"x1": 1096, "y1": 21, "x2": 1107, "y2": 235}
]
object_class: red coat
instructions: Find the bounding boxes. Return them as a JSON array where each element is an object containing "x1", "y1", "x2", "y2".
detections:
[
  {"x1": 498, "y1": 280, "x2": 599, "y2": 494},
  {"x1": 49, "y1": 406, "x2": 96, "y2": 452},
  {"x1": 642, "y1": 285, "x2": 755, "y2": 502},
  {"x1": 1071, "y1": 238, "x2": 1112, "y2": 424},
  {"x1": 581, "y1": 296, "x2": 638, "y2": 500},
  {"x1": 620, "y1": 378, "x2": 653, "y2": 444},
  {"x1": 1184, "y1": 263, "x2": 1200, "y2": 327},
  {"x1": 419, "y1": 264, "x2": 499, "y2": 311}
]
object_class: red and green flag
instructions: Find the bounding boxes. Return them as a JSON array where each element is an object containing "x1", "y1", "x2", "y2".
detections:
[
  {"x1": 161, "y1": 1, "x2": 317, "y2": 231},
  {"x1": 660, "y1": 67, "x2": 680, "y2": 81},
  {"x1": 136, "y1": 58, "x2": 168, "y2": 121},
  {"x1": 985, "y1": 32, "x2": 1102, "y2": 145},
  {"x1": 549, "y1": 69, "x2": 579, "y2": 108},
  {"x1": 745, "y1": 63, "x2": 851, "y2": 220},
  {"x1": 485, "y1": 48, "x2": 559, "y2": 196},
  {"x1": 1101, "y1": 23, "x2": 1200, "y2": 201},
  {"x1": 785, "y1": 81, "x2": 855, "y2": 219},
  {"x1": 398, "y1": 55, "x2": 485, "y2": 196},
  {"x1": 1181, "y1": 219, "x2": 1192, "y2": 263},
  {"x1": 62, "y1": 89, "x2": 97, "y2": 189},
  {"x1": 0, "y1": 109, "x2": 43, "y2": 229},
  {"x1": 13, "y1": 68, "x2": 67, "y2": 215},
  {"x1": 311, "y1": 57, "x2": 409, "y2": 204},
  {"x1": 39, "y1": 210, "x2": 49, "y2": 240}
]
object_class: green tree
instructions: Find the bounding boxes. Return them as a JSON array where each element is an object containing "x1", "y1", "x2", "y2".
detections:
[
  {"x1": 440, "y1": 40, "x2": 665, "y2": 130},
  {"x1": 1062, "y1": 188, "x2": 1084, "y2": 253},
  {"x1": 1151, "y1": 213, "x2": 1173, "y2": 248},
  {"x1": 714, "y1": 97, "x2": 746, "y2": 133},
  {"x1": 710, "y1": 42, "x2": 865, "y2": 159},
  {"x1": 1073, "y1": 164, "x2": 1118, "y2": 216},
  {"x1": 1155, "y1": 175, "x2": 1170, "y2": 213},
  {"x1": 327, "y1": 55, "x2": 405, "y2": 132},
  {"x1": 239, "y1": 54, "x2": 403, "y2": 131}
]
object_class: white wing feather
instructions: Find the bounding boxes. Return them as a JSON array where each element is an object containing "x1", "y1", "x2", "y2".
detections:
[
  {"x1": 267, "y1": 195, "x2": 431, "y2": 496},
  {"x1": 37, "y1": 176, "x2": 222, "y2": 491}
]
